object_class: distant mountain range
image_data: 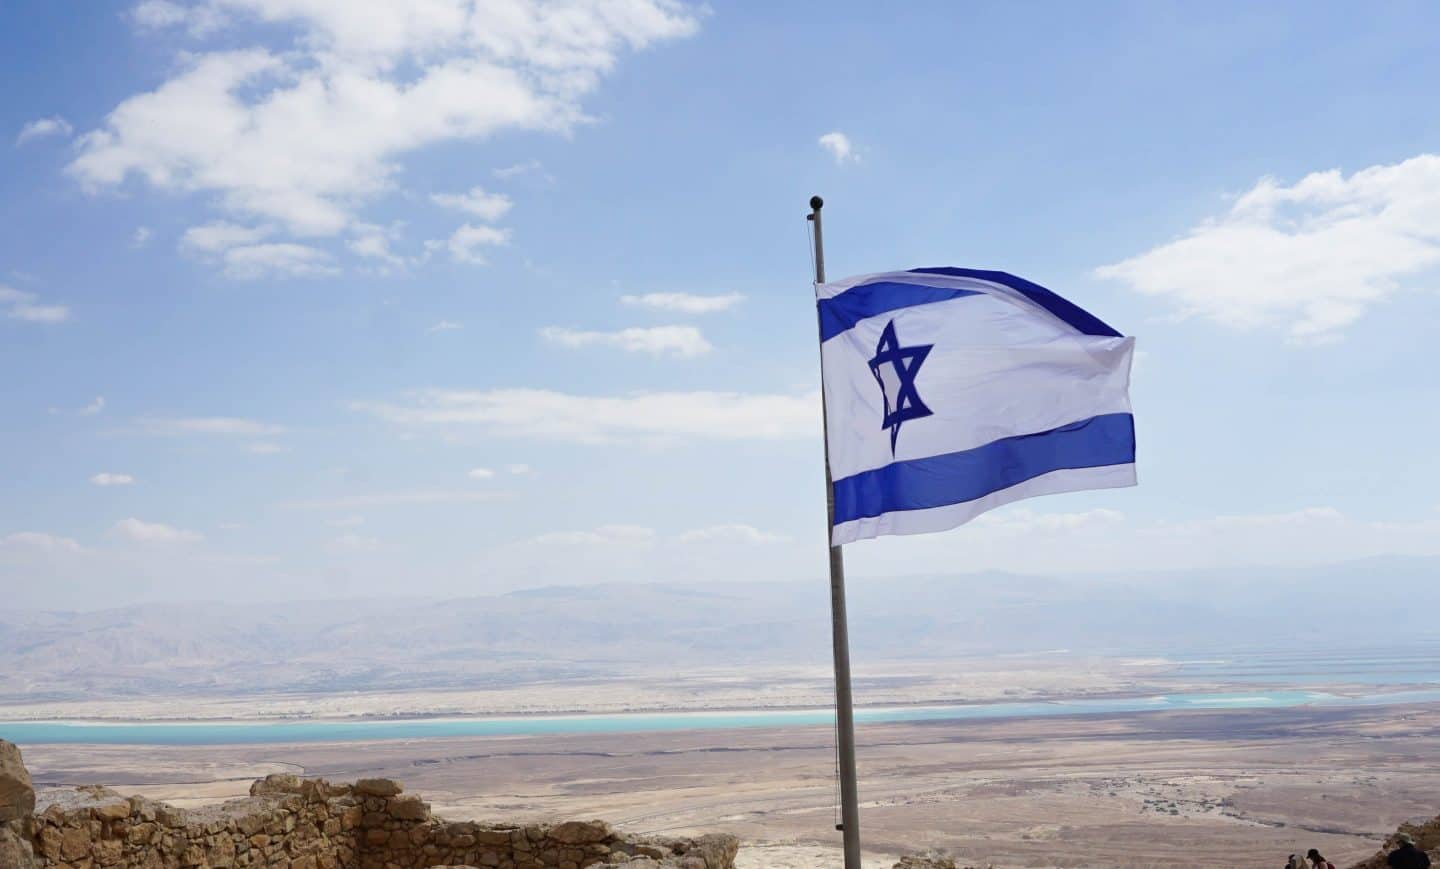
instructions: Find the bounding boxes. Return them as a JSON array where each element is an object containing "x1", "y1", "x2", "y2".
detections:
[{"x1": 4, "y1": 555, "x2": 1438, "y2": 703}]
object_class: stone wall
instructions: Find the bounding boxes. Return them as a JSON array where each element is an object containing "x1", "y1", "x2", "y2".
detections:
[{"x1": 0, "y1": 740, "x2": 736, "y2": 869}]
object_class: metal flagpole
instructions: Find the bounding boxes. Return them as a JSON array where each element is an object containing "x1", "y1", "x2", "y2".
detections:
[{"x1": 808, "y1": 195, "x2": 863, "y2": 869}]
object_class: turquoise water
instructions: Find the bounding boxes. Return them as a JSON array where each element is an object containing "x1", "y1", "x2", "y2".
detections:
[{"x1": 7, "y1": 688, "x2": 1440, "y2": 746}]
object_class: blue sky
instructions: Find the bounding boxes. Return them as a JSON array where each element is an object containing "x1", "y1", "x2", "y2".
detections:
[{"x1": 4, "y1": 1, "x2": 1440, "y2": 609}]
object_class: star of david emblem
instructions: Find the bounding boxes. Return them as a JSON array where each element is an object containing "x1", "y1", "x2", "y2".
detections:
[{"x1": 868, "y1": 318, "x2": 934, "y2": 455}]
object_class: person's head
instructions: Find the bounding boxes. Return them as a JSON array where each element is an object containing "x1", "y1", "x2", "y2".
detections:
[
  {"x1": 1307, "y1": 849, "x2": 1324, "y2": 864},
  {"x1": 1397, "y1": 832, "x2": 1416, "y2": 847}
]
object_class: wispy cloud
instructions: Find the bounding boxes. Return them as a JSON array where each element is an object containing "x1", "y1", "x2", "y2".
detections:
[
  {"x1": 540, "y1": 325, "x2": 712, "y2": 358},
  {"x1": 527, "y1": 524, "x2": 657, "y2": 546},
  {"x1": 818, "y1": 131, "x2": 856, "y2": 164},
  {"x1": 0, "y1": 531, "x2": 82, "y2": 553},
  {"x1": 494, "y1": 159, "x2": 550, "y2": 182},
  {"x1": 677, "y1": 524, "x2": 789, "y2": 544},
  {"x1": 134, "y1": 416, "x2": 285, "y2": 436},
  {"x1": 0, "y1": 283, "x2": 70, "y2": 324},
  {"x1": 620, "y1": 292, "x2": 744, "y2": 314},
  {"x1": 431, "y1": 186, "x2": 513, "y2": 222},
  {"x1": 224, "y1": 243, "x2": 337, "y2": 280},
  {"x1": 78, "y1": 396, "x2": 106, "y2": 416},
  {"x1": 111, "y1": 518, "x2": 203, "y2": 544},
  {"x1": 16, "y1": 116, "x2": 73, "y2": 146},
  {"x1": 90, "y1": 472, "x2": 136, "y2": 487},
  {"x1": 353, "y1": 388, "x2": 818, "y2": 443},
  {"x1": 427, "y1": 320, "x2": 463, "y2": 333},
  {"x1": 427, "y1": 224, "x2": 511, "y2": 265},
  {"x1": 281, "y1": 490, "x2": 509, "y2": 510}
]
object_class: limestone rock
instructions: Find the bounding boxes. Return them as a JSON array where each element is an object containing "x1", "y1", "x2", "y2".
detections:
[
  {"x1": 354, "y1": 778, "x2": 403, "y2": 797},
  {"x1": 0, "y1": 740, "x2": 35, "y2": 822},
  {"x1": 674, "y1": 833, "x2": 739, "y2": 869},
  {"x1": 0, "y1": 823, "x2": 38, "y2": 869},
  {"x1": 250, "y1": 774, "x2": 302, "y2": 796},
  {"x1": 549, "y1": 819, "x2": 612, "y2": 845},
  {"x1": 387, "y1": 795, "x2": 429, "y2": 821}
]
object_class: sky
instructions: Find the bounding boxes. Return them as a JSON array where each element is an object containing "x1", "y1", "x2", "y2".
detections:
[{"x1": 4, "y1": 1, "x2": 1440, "y2": 609}]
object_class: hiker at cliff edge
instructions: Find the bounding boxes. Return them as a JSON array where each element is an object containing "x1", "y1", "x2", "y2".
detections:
[
  {"x1": 1388, "y1": 832, "x2": 1431, "y2": 869},
  {"x1": 1308, "y1": 849, "x2": 1336, "y2": 869}
]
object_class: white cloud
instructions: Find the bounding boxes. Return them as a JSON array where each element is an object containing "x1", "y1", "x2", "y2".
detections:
[
  {"x1": 79, "y1": 396, "x2": 107, "y2": 416},
  {"x1": 467, "y1": 467, "x2": 495, "y2": 479},
  {"x1": 540, "y1": 324, "x2": 711, "y2": 357},
  {"x1": 353, "y1": 387, "x2": 818, "y2": 443},
  {"x1": 507, "y1": 463, "x2": 531, "y2": 475},
  {"x1": 72, "y1": 0, "x2": 700, "y2": 273},
  {"x1": 677, "y1": 524, "x2": 788, "y2": 544},
  {"x1": 181, "y1": 221, "x2": 273, "y2": 254},
  {"x1": 1096, "y1": 154, "x2": 1440, "y2": 343},
  {"x1": 223, "y1": 243, "x2": 337, "y2": 279},
  {"x1": 324, "y1": 516, "x2": 365, "y2": 528},
  {"x1": 493, "y1": 159, "x2": 551, "y2": 182},
  {"x1": 427, "y1": 223, "x2": 511, "y2": 265},
  {"x1": 246, "y1": 441, "x2": 289, "y2": 454},
  {"x1": 90, "y1": 472, "x2": 137, "y2": 487},
  {"x1": 528, "y1": 524, "x2": 656, "y2": 546},
  {"x1": 133, "y1": 226, "x2": 153, "y2": 247},
  {"x1": 428, "y1": 320, "x2": 463, "y2": 333},
  {"x1": 431, "y1": 186, "x2": 513, "y2": 221},
  {"x1": 972, "y1": 507, "x2": 1125, "y2": 535},
  {"x1": 181, "y1": 222, "x2": 333, "y2": 280},
  {"x1": 9, "y1": 302, "x2": 71, "y2": 323},
  {"x1": 281, "y1": 490, "x2": 508, "y2": 509},
  {"x1": 620, "y1": 292, "x2": 743, "y2": 314},
  {"x1": 818, "y1": 131, "x2": 855, "y2": 164},
  {"x1": 0, "y1": 531, "x2": 82, "y2": 552},
  {"x1": 848, "y1": 503, "x2": 1440, "y2": 579},
  {"x1": 132, "y1": 0, "x2": 226, "y2": 34},
  {"x1": 0, "y1": 284, "x2": 70, "y2": 324},
  {"x1": 329, "y1": 532, "x2": 381, "y2": 551},
  {"x1": 16, "y1": 116, "x2": 73, "y2": 146},
  {"x1": 346, "y1": 223, "x2": 404, "y2": 267},
  {"x1": 134, "y1": 416, "x2": 285, "y2": 436},
  {"x1": 111, "y1": 518, "x2": 203, "y2": 544}
]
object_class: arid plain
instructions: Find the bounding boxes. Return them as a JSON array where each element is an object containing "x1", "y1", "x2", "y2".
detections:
[{"x1": 17, "y1": 702, "x2": 1440, "y2": 868}]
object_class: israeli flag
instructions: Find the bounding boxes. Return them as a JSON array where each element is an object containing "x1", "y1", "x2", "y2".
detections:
[{"x1": 817, "y1": 268, "x2": 1136, "y2": 545}]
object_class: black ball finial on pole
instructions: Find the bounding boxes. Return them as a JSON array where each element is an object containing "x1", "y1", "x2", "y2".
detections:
[{"x1": 810, "y1": 195, "x2": 824, "y2": 211}]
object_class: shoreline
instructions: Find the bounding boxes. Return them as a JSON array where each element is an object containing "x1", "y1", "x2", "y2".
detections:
[
  {"x1": 7, "y1": 689, "x2": 1440, "y2": 747},
  {"x1": 5, "y1": 681, "x2": 1439, "y2": 727}
]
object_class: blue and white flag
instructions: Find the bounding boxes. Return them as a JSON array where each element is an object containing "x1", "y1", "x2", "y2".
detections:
[{"x1": 817, "y1": 268, "x2": 1136, "y2": 545}]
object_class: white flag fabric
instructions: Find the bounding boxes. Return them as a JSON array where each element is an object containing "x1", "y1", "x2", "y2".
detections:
[{"x1": 817, "y1": 268, "x2": 1136, "y2": 545}]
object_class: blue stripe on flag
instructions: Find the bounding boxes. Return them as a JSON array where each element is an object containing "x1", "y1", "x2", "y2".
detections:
[
  {"x1": 831, "y1": 413, "x2": 1135, "y2": 525},
  {"x1": 909, "y1": 267, "x2": 1122, "y2": 338},
  {"x1": 817, "y1": 281, "x2": 981, "y2": 342}
]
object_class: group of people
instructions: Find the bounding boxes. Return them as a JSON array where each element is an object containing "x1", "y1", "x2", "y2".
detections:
[{"x1": 1287, "y1": 834, "x2": 1430, "y2": 869}]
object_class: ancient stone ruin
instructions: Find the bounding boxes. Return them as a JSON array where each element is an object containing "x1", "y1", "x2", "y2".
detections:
[{"x1": 0, "y1": 740, "x2": 736, "y2": 869}]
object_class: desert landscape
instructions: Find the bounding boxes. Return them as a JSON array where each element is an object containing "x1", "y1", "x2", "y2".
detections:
[
  {"x1": 14, "y1": 701, "x2": 1440, "y2": 868},
  {"x1": 5, "y1": 584, "x2": 1440, "y2": 866}
]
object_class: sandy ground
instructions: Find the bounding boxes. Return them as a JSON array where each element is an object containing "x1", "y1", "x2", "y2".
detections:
[{"x1": 18, "y1": 703, "x2": 1440, "y2": 868}]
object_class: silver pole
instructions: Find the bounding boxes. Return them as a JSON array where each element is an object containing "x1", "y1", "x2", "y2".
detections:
[{"x1": 808, "y1": 194, "x2": 862, "y2": 869}]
